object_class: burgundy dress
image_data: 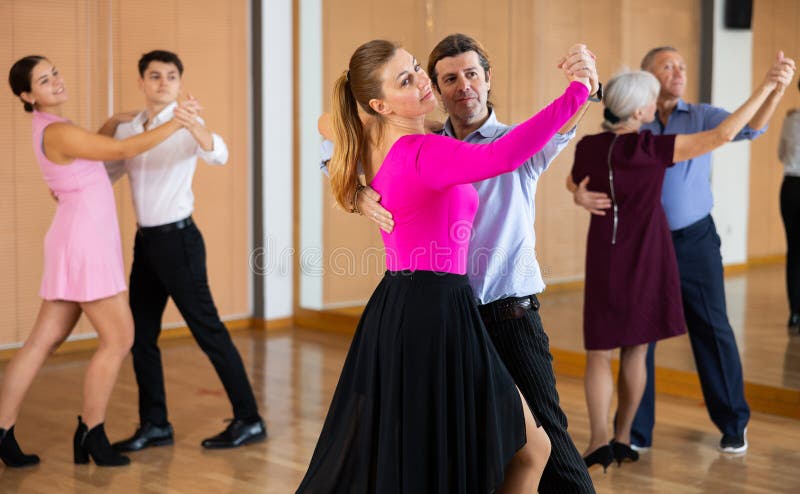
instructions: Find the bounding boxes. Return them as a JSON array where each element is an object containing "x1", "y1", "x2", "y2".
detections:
[{"x1": 571, "y1": 130, "x2": 687, "y2": 350}]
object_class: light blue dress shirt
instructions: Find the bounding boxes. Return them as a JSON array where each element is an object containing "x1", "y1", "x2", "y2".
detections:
[
  {"x1": 641, "y1": 99, "x2": 765, "y2": 231},
  {"x1": 448, "y1": 110, "x2": 575, "y2": 303}
]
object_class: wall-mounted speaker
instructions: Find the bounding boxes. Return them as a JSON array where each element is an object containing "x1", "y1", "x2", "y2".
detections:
[{"x1": 725, "y1": 0, "x2": 752, "y2": 30}]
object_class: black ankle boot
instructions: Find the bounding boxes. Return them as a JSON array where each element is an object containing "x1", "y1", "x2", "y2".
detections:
[
  {"x1": 73, "y1": 416, "x2": 130, "y2": 467},
  {"x1": 0, "y1": 426, "x2": 40, "y2": 467},
  {"x1": 583, "y1": 444, "x2": 613, "y2": 473},
  {"x1": 610, "y1": 439, "x2": 639, "y2": 465}
]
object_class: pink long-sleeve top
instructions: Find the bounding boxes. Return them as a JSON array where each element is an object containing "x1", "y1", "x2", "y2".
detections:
[{"x1": 369, "y1": 81, "x2": 588, "y2": 274}]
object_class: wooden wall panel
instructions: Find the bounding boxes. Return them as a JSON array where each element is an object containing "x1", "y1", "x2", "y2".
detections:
[
  {"x1": 429, "y1": 0, "x2": 512, "y2": 118},
  {"x1": 520, "y1": 0, "x2": 621, "y2": 282},
  {"x1": 0, "y1": 2, "x2": 17, "y2": 345},
  {"x1": 319, "y1": 0, "x2": 702, "y2": 304},
  {"x1": 749, "y1": 0, "x2": 800, "y2": 259}
]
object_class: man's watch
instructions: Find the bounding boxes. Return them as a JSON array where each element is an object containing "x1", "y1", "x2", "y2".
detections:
[{"x1": 589, "y1": 82, "x2": 603, "y2": 103}]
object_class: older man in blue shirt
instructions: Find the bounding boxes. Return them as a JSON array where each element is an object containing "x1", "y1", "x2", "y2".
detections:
[
  {"x1": 574, "y1": 46, "x2": 793, "y2": 455},
  {"x1": 324, "y1": 34, "x2": 601, "y2": 493}
]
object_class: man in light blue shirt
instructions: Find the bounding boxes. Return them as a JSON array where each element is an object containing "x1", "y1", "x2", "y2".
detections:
[
  {"x1": 574, "y1": 46, "x2": 792, "y2": 455},
  {"x1": 324, "y1": 34, "x2": 601, "y2": 493},
  {"x1": 639, "y1": 47, "x2": 791, "y2": 455}
]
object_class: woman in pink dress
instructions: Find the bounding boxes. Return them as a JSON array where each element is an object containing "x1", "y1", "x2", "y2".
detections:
[
  {"x1": 1, "y1": 55, "x2": 193, "y2": 467},
  {"x1": 296, "y1": 40, "x2": 589, "y2": 493}
]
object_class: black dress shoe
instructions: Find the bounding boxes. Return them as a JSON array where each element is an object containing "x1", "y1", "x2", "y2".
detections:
[
  {"x1": 112, "y1": 422, "x2": 174, "y2": 452},
  {"x1": 788, "y1": 313, "x2": 800, "y2": 329},
  {"x1": 201, "y1": 418, "x2": 267, "y2": 449}
]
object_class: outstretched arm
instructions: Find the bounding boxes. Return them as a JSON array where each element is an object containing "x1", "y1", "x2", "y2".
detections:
[
  {"x1": 674, "y1": 54, "x2": 794, "y2": 163},
  {"x1": 419, "y1": 80, "x2": 589, "y2": 189},
  {"x1": 44, "y1": 119, "x2": 183, "y2": 164},
  {"x1": 748, "y1": 52, "x2": 796, "y2": 130},
  {"x1": 174, "y1": 99, "x2": 213, "y2": 151},
  {"x1": 97, "y1": 110, "x2": 139, "y2": 137},
  {"x1": 173, "y1": 95, "x2": 228, "y2": 165},
  {"x1": 557, "y1": 44, "x2": 599, "y2": 134}
]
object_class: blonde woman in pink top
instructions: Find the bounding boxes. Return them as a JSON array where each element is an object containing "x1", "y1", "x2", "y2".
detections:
[
  {"x1": 2, "y1": 55, "x2": 192, "y2": 467},
  {"x1": 297, "y1": 40, "x2": 589, "y2": 493}
]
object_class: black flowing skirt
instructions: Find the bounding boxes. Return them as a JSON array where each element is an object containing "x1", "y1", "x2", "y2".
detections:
[{"x1": 296, "y1": 270, "x2": 527, "y2": 494}]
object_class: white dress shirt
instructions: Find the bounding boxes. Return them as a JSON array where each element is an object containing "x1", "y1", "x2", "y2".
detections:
[{"x1": 107, "y1": 101, "x2": 228, "y2": 227}]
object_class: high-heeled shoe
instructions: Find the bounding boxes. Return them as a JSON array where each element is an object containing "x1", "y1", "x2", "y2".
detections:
[
  {"x1": 583, "y1": 444, "x2": 614, "y2": 473},
  {"x1": 610, "y1": 439, "x2": 640, "y2": 465},
  {"x1": 0, "y1": 426, "x2": 40, "y2": 467},
  {"x1": 73, "y1": 416, "x2": 130, "y2": 467}
]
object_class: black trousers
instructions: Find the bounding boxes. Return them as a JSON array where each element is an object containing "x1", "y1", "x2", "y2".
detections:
[
  {"x1": 482, "y1": 296, "x2": 595, "y2": 494},
  {"x1": 781, "y1": 176, "x2": 800, "y2": 314},
  {"x1": 129, "y1": 221, "x2": 259, "y2": 425}
]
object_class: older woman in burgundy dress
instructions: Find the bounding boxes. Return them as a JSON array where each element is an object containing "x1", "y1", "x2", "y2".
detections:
[{"x1": 570, "y1": 68, "x2": 783, "y2": 471}]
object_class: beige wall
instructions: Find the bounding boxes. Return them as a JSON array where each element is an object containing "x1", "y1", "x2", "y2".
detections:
[
  {"x1": 319, "y1": 0, "x2": 702, "y2": 306},
  {"x1": 0, "y1": 0, "x2": 249, "y2": 347},
  {"x1": 749, "y1": 0, "x2": 800, "y2": 259}
]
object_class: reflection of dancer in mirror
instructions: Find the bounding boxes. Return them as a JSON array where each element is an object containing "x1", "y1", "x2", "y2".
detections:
[
  {"x1": 1, "y1": 55, "x2": 188, "y2": 468},
  {"x1": 321, "y1": 34, "x2": 600, "y2": 494},
  {"x1": 101, "y1": 50, "x2": 266, "y2": 453},
  {"x1": 298, "y1": 39, "x2": 589, "y2": 493},
  {"x1": 778, "y1": 79, "x2": 800, "y2": 332},
  {"x1": 572, "y1": 47, "x2": 795, "y2": 455}
]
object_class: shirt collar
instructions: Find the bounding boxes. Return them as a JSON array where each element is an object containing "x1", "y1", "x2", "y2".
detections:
[
  {"x1": 135, "y1": 101, "x2": 178, "y2": 130},
  {"x1": 652, "y1": 99, "x2": 689, "y2": 129},
  {"x1": 442, "y1": 108, "x2": 503, "y2": 140}
]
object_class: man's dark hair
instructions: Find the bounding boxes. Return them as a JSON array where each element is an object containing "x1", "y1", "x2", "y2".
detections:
[
  {"x1": 427, "y1": 33, "x2": 491, "y2": 95},
  {"x1": 138, "y1": 50, "x2": 184, "y2": 77}
]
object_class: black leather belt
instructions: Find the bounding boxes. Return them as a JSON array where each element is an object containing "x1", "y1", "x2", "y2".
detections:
[
  {"x1": 478, "y1": 294, "x2": 540, "y2": 324},
  {"x1": 137, "y1": 216, "x2": 193, "y2": 235}
]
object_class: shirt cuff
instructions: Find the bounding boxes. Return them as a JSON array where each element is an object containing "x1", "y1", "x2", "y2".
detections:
[
  {"x1": 556, "y1": 125, "x2": 578, "y2": 140},
  {"x1": 197, "y1": 134, "x2": 229, "y2": 164},
  {"x1": 320, "y1": 140, "x2": 333, "y2": 176}
]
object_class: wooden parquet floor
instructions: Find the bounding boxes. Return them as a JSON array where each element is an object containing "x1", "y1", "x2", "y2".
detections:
[{"x1": 0, "y1": 326, "x2": 799, "y2": 493}]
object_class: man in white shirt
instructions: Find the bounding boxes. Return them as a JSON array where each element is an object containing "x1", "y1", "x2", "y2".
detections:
[{"x1": 103, "y1": 50, "x2": 265, "y2": 451}]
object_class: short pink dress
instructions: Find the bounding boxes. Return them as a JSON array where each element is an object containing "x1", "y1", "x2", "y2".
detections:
[{"x1": 32, "y1": 110, "x2": 127, "y2": 302}]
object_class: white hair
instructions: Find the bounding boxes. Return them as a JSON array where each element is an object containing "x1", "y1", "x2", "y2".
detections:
[{"x1": 602, "y1": 70, "x2": 660, "y2": 131}]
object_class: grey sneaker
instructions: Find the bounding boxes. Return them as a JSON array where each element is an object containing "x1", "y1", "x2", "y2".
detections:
[{"x1": 719, "y1": 429, "x2": 748, "y2": 454}]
